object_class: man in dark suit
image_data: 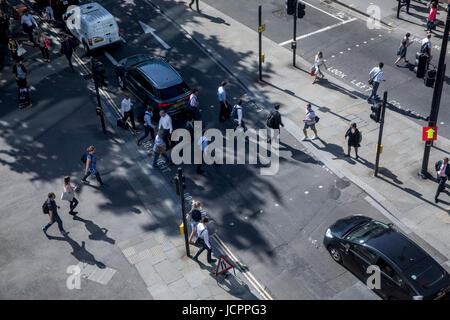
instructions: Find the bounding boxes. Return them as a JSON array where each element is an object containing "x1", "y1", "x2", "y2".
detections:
[{"x1": 434, "y1": 157, "x2": 450, "y2": 203}]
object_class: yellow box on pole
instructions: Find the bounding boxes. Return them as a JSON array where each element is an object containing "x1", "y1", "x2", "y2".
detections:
[
  {"x1": 258, "y1": 24, "x2": 265, "y2": 33},
  {"x1": 179, "y1": 222, "x2": 184, "y2": 235},
  {"x1": 376, "y1": 144, "x2": 383, "y2": 154},
  {"x1": 261, "y1": 53, "x2": 265, "y2": 63}
]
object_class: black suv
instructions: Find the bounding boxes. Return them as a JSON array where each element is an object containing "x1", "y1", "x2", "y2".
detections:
[
  {"x1": 115, "y1": 55, "x2": 191, "y2": 118},
  {"x1": 323, "y1": 215, "x2": 450, "y2": 300}
]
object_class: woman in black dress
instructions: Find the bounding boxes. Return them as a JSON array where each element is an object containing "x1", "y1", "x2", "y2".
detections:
[
  {"x1": 345, "y1": 122, "x2": 360, "y2": 159},
  {"x1": 395, "y1": 33, "x2": 412, "y2": 66}
]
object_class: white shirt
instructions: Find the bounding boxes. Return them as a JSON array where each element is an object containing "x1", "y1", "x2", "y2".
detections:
[
  {"x1": 158, "y1": 114, "x2": 173, "y2": 133},
  {"x1": 305, "y1": 109, "x2": 316, "y2": 125},
  {"x1": 196, "y1": 222, "x2": 211, "y2": 249},
  {"x1": 235, "y1": 105, "x2": 243, "y2": 125},
  {"x1": 315, "y1": 55, "x2": 324, "y2": 67},
  {"x1": 153, "y1": 135, "x2": 165, "y2": 152},
  {"x1": 189, "y1": 94, "x2": 198, "y2": 108},
  {"x1": 421, "y1": 37, "x2": 431, "y2": 50},
  {"x1": 217, "y1": 86, "x2": 226, "y2": 102},
  {"x1": 369, "y1": 67, "x2": 384, "y2": 83},
  {"x1": 121, "y1": 98, "x2": 132, "y2": 116},
  {"x1": 143, "y1": 111, "x2": 155, "y2": 128},
  {"x1": 21, "y1": 14, "x2": 38, "y2": 27},
  {"x1": 438, "y1": 163, "x2": 447, "y2": 177}
]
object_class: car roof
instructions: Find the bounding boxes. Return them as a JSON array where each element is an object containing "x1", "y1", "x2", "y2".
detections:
[
  {"x1": 364, "y1": 229, "x2": 427, "y2": 271},
  {"x1": 136, "y1": 59, "x2": 183, "y2": 89}
]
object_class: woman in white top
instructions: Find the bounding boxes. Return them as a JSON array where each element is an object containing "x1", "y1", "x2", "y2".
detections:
[
  {"x1": 63, "y1": 176, "x2": 78, "y2": 215},
  {"x1": 313, "y1": 51, "x2": 327, "y2": 84}
]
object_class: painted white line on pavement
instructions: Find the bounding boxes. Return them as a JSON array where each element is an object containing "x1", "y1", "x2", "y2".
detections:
[
  {"x1": 104, "y1": 51, "x2": 119, "y2": 66},
  {"x1": 212, "y1": 234, "x2": 273, "y2": 300},
  {"x1": 302, "y1": 0, "x2": 345, "y2": 22},
  {"x1": 139, "y1": 20, "x2": 171, "y2": 49},
  {"x1": 364, "y1": 196, "x2": 412, "y2": 235},
  {"x1": 278, "y1": 18, "x2": 356, "y2": 46}
]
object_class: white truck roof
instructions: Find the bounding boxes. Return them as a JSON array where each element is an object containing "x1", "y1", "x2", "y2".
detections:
[{"x1": 79, "y1": 3, "x2": 114, "y2": 23}]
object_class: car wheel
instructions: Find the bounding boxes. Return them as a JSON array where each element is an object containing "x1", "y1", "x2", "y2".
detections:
[
  {"x1": 328, "y1": 246, "x2": 343, "y2": 264},
  {"x1": 117, "y1": 75, "x2": 125, "y2": 89},
  {"x1": 83, "y1": 41, "x2": 91, "y2": 56}
]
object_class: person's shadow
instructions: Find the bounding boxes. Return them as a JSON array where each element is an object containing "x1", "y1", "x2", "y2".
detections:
[
  {"x1": 46, "y1": 233, "x2": 106, "y2": 268},
  {"x1": 73, "y1": 215, "x2": 115, "y2": 244}
]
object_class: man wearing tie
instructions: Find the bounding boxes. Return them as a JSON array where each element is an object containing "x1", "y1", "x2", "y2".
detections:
[{"x1": 434, "y1": 157, "x2": 450, "y2": 203}]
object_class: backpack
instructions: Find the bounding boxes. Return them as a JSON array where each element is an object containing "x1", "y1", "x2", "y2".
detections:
[
  {"x1": 420, "y1": 41, "x2": 429, "y2": 54},
  {"x1": 266, "y1": 111, "x2": 275, "y2": 128},
  {"x1": 81, "y1": 153, "x2": 87, "y2": 164},
  {"x1": 230, "y1": 105, "x2": 240, "y2": 118},
  {"x1": 42, "y1": 200, "x2": 49, "y2": 214}
]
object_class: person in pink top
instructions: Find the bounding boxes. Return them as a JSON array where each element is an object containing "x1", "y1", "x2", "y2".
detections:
[{"x1": 426, "y1": 2, "x2": 437, "y2": 32}]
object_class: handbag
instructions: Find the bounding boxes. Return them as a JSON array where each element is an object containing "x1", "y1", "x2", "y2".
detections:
[
  {"x1": 17, "y1": 45, "x2": 26, "y2": 57},
  {"x1": 310, "y1": 65, "x2": 315, "y2": 76},
  {"x1": 368, "y1": 70, "x2": 381, "y2": 86},
  {"x1": 61, "y1": 191, "x2": 73, "y2": 201}
]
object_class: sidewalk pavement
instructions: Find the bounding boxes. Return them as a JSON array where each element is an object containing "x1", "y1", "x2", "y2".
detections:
[
  {"x1": 0, "y1": 12, "x2": 262, "y2": 299},
  {"x1": 151, "y1": 0, "x2": 450, "y2": 263}
]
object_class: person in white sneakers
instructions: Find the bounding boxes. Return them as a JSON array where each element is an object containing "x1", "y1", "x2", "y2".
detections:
[{"x1": 302, "y1": 104, "x2": 318, "y2": 141}]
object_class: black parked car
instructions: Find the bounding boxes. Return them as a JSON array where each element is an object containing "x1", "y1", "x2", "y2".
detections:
[
  {"x1": 323, "y1": 215, "x2": 450, "y2": 300},
  {"x1": 114, "y1": 54, "x2": 191, "y2": 119}
]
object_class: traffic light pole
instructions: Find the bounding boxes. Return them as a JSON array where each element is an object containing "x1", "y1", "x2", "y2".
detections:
[
  {"x1": 420, "y1": 7, "x2": 449, "y2": 178},
  {"x1": 258, "y1": 5, "x2": 262, "y2": 81},
  {"x1": 374, "y1": 91, "x2": 388, "y2": 177},
  {"x1": 292, "y1": 0, "x2": 298, "y2": 67},
  {"x1": 177, "y1": 168, "x2": 190, "y2": 257}
]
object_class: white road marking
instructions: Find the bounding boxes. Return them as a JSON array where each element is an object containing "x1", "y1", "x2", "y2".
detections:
[
  {"x1": 104, "y1": 51, "x2": 119, "y2": 66},
  {"x1": 318, "y1": 185, "x2": 323, "y2": 189},
  {"x1": 302, "y1": 0, "x2": 345, "y2": 22},
  {"x1": 278, "y1": 18, "x2": 356, "y2": 46},
  {"x1": 139, "y1": 20, "x2": 171, "y2": 49},
  {"x1": 305, "y1": 191, "x2": 309, "y2": 194}
]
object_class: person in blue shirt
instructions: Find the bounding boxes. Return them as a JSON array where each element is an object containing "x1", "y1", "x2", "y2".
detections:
[
  {"x1": 152, "y1": 130, "x2": 171, "y2": 168},
  {"x1": 81, "y1": 145, "x2": 105, "y2": 186},
  {"x1": 43, "y1": 192, "x2": 68, "y2": 236}
]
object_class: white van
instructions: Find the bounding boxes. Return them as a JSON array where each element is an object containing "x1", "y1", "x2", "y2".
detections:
[{"x1": 63, "y1": 2, "x2": 121, "y2": 53}]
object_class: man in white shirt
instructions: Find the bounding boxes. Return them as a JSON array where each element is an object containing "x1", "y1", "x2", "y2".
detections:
[
  {"x1": 233, "y1": 99, "x2": 246, "y2": 131},
  {"x1": 435, "y1": 157, "x2": 450, "y2": 203},
  {"x1": 189, "y1": 88, "x2": 201, "y2": 120},
  {"x1": 21, "y1": 10, "x2": 38, "y2": 44},
  {"x1": 420, "y1": 33, "x2": 432, "y2": 68},
  {"x1": 121, "y1": 92, "x2": 136, "y2": 130},
  {"x1": 196, "y1": 131, "x2": 208, "y2": 174},
  {"x1": 302, "y1": 104, "x2": 318, "y2": 141},
  {"x1": 192, "y1": 217, "x2": 216, "y2": 263},
  {"x1": 367, "y1": 62, "x2": 385, "y2": 102},
  {"x1": 218, "y1": 81, "x2": 230, "y2": 122},
  {"x1": 158, "y1": 110, "x2": 173, "y2": 148}
]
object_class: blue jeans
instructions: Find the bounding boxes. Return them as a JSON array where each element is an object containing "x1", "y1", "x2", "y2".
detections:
[
  {"x1": 44, "y1": 212, "x2": 64, "y2": 232},
  {"x1": 152, "y1": 152, "x2": 170, "y2": 167},
  {"x1": 368, "y1": 81, "x2": 380, "y2": 101}
]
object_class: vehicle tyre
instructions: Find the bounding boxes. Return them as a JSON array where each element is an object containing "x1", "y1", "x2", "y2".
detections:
[
  {"x1": 117, "y1": 75, "x2": 125, "y2": 89},
  {"x1": 328, "y1": 246, "x2": 343, "y2": 264},
  {"x1": 83, "y1": 41, "x2": 91, "y2": 56}
]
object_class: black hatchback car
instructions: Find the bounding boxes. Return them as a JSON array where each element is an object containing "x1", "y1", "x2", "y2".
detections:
[
  {"x1": 323, "y1": 215, "x2": 450, "y2": 300},
  {"x1": 115, "y1": 55, "x2": 191, "y2": 118}
]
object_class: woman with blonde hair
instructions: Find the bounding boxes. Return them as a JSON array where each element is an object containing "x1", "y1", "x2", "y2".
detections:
[
  {"x1": 188, "y1": 200, "x2": 202, "y2": 245},
  {"x1": 62, "y1": 176, "x2": 78, "y2": 214},
  {"x1": 313, "y1": 51, "x2": 327, "y2": 84}
]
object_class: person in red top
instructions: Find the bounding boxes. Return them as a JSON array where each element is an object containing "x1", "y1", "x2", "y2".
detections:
[{"x1": 426, "y1": 2, "x2": 437, "y2": 32}]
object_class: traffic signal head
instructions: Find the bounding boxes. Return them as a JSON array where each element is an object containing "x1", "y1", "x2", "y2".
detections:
[
  {"x1": 370, "y1": 103, "x2": 382, "y2": 123},
  {"x1": 297, "y1": 2, "x2": 306, "y2": 18},
  {"x1": 286, "y1": 0, "x2": 295, "y2": 15}
]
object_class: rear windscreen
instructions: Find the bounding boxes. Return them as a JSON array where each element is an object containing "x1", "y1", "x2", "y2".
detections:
[{"x1": 159, "y1": 82, "x2": 190, "y2": 100}]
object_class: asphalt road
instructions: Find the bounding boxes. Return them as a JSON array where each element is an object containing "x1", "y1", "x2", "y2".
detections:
[
  {"x1": 202, "y1": 0, "x2": 450, "y2": 138},
  {"x1": 79, "y1": 0, "x2": 447, "y2": 299},
  {"x1": 2, "y1": 0, "x2": 445, "y2": 299}
]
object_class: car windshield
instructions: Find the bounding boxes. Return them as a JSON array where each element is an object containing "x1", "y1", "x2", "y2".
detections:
[
  {"x1": 159, "y1": 82, "x2": 190, "y2": 100},
  {"x1": 344, "y1": 220, "x2": 390, "y2": 244},
  {"x1": 406, "y1": 258, "x2": 445, "y2": 289}
]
